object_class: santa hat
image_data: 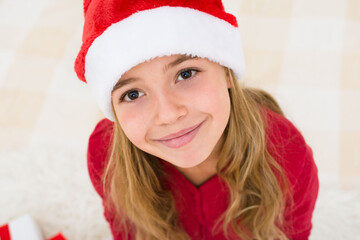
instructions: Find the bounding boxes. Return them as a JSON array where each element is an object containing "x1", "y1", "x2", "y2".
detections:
[{"x1": 74, "y1": 0, "x2": 246, "y2": 121}]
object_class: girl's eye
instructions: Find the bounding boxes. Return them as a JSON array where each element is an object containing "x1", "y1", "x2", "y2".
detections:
[
  {"x1": 176, "y1": 69, "x2": 199, "y2": 82},
  {"x1": 121, "y1": 90, "x2": 144, "y2": 102}
]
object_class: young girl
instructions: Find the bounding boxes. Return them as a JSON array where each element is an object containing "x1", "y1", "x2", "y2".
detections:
[{"x1": 75, "y1": 1, "x2": 319, "y2": 239}]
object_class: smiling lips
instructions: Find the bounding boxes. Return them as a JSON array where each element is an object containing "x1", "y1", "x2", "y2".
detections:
[{"x1": 155, "y1": 121, "x2": 204, "y2": 148}]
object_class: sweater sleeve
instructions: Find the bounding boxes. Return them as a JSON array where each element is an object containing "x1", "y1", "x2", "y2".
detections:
[
  {"x1": 286, "y1": 145, "x2": 319, "y2": 240},
  {"x1": 264, "y1": 109, "x2": 319, "y2": 240},
  {"x1": 87, "y1": 119, "x2": 113, "y2": 198},
  {"x1": 87, "y1": 119, "x2": 124, "y2": 239}
]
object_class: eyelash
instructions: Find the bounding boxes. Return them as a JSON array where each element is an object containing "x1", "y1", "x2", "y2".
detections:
[
  {"x1": 119, "y1": 68, "x2": 200, "y2": 103},
  {"x1": 119, "y1": 88, "x2": 144, "y2": 103},
  {"x1": 176, "y1": 68, "x2": 200, "y2": 82}
]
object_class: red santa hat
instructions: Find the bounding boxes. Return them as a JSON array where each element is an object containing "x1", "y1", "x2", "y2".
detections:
[{"x1": 75, "y1": 0, "x2": 246, "y2": 121}]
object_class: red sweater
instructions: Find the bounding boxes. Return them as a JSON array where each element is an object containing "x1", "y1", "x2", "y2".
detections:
[{"x1": 87, "y1": 109, "x2": 319, "y2": 240}]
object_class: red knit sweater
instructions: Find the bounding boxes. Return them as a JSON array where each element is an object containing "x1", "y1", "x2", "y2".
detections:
[{"x1": 87, "y1": 109, "x2": 319, "y2": 240}]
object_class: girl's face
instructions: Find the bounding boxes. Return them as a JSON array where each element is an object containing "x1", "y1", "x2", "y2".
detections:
[{"x1": 112, "y1": 55, "x2": 231, "y2": 168}]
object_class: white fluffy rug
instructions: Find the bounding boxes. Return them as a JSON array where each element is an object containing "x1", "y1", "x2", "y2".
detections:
[{"x1": 0, "y1": 146, "x2": 359, "y2": 240}]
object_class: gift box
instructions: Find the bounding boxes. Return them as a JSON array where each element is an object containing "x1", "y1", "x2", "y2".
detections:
[
  {"x1": 0, "y1": 214, "x2": 66, "y2": 240},
  {"x1": 46, "y1": 233, "x2": 66, "y2": 240}
]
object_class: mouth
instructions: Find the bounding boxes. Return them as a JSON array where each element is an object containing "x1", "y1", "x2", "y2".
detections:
[{"x1": 154, "y1": 121, "x2": 204, "y2": 149}]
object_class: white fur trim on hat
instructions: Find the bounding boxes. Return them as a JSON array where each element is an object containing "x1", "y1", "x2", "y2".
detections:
[{"x1": 85, "y1": 6, "x2": 246, "y2": 121}]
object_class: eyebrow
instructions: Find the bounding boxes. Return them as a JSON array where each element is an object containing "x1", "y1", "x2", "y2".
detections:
[
  {"x1": 163, "y1": 55, "x2": 198, "y2": 73},
  {"x1": 112, "y1": 55, "x2": 198, "y2": 93},
  {"x1": 112, "y1": 78, "x2": 139, "y2": 93}
]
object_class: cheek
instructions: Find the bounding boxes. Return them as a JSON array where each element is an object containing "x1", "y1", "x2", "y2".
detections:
[
  {"x1": 115, "y1": 107, "x2": 151, "y2": 144},
  {"x1": 190, "y1": 80, "x2": 230, "y2": 117}
]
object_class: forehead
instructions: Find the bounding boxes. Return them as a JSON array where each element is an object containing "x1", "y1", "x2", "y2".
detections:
[{"x1": 122, "y1": 54, "x2": 195, "y2": 76}]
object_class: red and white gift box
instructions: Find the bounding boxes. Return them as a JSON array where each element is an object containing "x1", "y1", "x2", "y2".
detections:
[{"x1": 0, "y1": 214, "x2": 66, "y2": 240}]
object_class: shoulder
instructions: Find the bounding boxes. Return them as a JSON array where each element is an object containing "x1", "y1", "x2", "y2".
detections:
[
  {"x1": 262, "y1": 108, "x2": 314, "y2": 184},
  {"x1": 263, "y1": 108, "x2": 306, "y2": 150},
  {"x1": 87, "y1": 118, "x2": 114, "y2": 197},
  {"x1": 262, "y1": 108, "x2": 319, "y2": 238},
  {"x1": 88, "y1": 118, "x2": 114, "y2": 145}
]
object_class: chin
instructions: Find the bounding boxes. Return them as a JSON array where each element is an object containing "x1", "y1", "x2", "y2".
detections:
[{"x1": 170, "y1": 152, "x2": 210, "y2": 169}]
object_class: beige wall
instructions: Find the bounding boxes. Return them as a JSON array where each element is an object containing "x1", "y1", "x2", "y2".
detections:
[
  {"x1": 223, "y1": 0, "x2": 360, "y2": 189},
  {"x1": 0, "y1": 0, "x2": 359, "y2": 189}
]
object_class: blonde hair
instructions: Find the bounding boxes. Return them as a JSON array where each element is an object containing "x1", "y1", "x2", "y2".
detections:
[{"x1": 103, "y1": 68, "x2": 292, "y2": 239}]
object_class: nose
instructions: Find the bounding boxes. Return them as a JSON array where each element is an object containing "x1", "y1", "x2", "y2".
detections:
[{"x1": 154, "y1": 90, "x2": 187, "y2": 126}]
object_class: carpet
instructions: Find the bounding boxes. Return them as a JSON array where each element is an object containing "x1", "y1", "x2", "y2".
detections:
[{"x1": 0, "y1": 146, "x2": 359, "y2": 239}]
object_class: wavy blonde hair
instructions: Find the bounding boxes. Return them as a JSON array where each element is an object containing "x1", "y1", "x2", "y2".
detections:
[{"x1": 103, "y1": 68, "x2": 293, "y2": 240}]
